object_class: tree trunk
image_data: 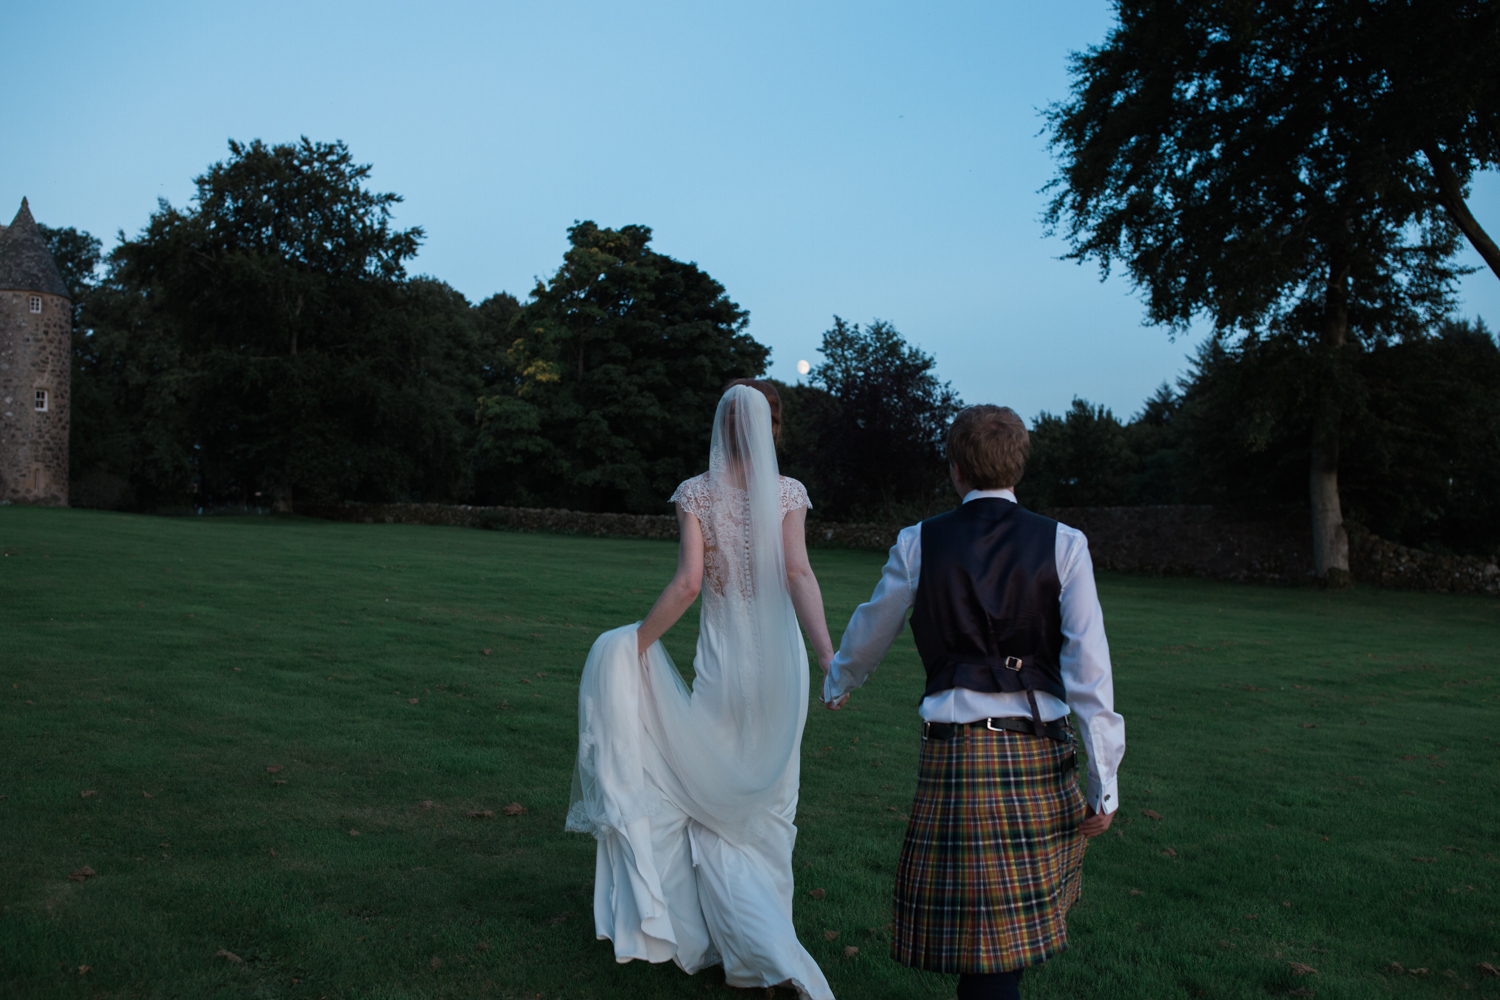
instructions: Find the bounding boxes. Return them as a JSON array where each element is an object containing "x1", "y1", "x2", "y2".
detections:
[
  {"x1": 272, "y1": 482, "x2": 294, "y2": 514},
  {"x1": 1423, "y1": 144, "x2": 1500, "y2": 282},
  {"x1": 1309, "y1": 413, "x2": 1349, "y2": 585},
  {"x1": 1310, "y1": 246, "x2": 1352, "y2": 586}
]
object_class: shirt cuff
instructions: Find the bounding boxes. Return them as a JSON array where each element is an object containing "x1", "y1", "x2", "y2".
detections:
[{"x1": 1088, "y1": 775, "x2": 1119, "y2": 815}]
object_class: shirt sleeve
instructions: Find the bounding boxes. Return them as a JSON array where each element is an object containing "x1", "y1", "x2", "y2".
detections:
[
  {"x1": 824, "y1": 524, "x2": 921, "y2": 703},
  {"x1": 1056, "y1": 524, "x2": 1126, "y2": 815}
]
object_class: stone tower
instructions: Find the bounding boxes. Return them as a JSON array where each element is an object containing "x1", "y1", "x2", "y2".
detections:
[{"x1": 0, "y1": 199, "x2": 72, "y2": 506}]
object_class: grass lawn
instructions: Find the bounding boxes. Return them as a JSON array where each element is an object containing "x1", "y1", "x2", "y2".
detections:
[{"x1": 2, "y1": 506, "x2": 1498, "y2": 1000}]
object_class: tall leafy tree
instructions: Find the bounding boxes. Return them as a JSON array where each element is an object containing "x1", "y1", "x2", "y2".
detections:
[
  {"x1": 1023, "y1": 322, "x2": 1500, "y2": 558},
  {"x1": 474, "y1": 222, "x2": 767, "y2": 512},
  {"x1": 1339, "y1": 318, "x2": 1500, "y2": 554},
  {"x1": 1044, "y1": 0, "x2": 1494, "y2": 582},
  {"x1": 1020, "y1": 399, "x2": 1135, "y2": 510},
  {"x1": 1169, "y1": 319, "x2": 1500, "y2": 557},
  {"x1": 85, "y1": 138, "x2": 477, "y2": 509},
  {"x1": 786, "y1": 318, "x2": 961, "y2": 522},
  {"x1": 74, "y1": 274, "x2": 196, "y2": 507},
  {"x1": 1018, "y1": 386, "x2": 1187, "y2": 511}
]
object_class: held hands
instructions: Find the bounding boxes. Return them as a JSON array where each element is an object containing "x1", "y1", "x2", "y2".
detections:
[
  {"x1": 1078, "y1": 805, "x2": 1114, "y2": 838},
  {"x1": 816, "y1": 650, "x2": 848, "y2": 710}
]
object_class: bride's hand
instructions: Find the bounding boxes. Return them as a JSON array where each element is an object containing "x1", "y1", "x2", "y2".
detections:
[{"x1": 823, "y1": 694, "x2": 848, "y2": 711}]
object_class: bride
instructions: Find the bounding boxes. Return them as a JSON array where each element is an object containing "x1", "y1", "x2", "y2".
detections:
[{"x1": 566, "y1": 380, "x2": 837, "y2": 998}]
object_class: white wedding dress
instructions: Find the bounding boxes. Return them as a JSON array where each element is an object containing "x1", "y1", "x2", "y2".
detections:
[{"x1": 566, "y1": 386, "x2": 834, "y2": 999}]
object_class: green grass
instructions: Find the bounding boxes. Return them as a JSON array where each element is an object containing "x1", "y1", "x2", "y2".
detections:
[{"x1": 2, "y1": 506, "x2": 1498, "y2": 1000}]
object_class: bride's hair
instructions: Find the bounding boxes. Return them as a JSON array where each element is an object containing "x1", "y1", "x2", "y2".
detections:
[{"x1": 723, "y1": 378, "x2": 782, "y2": 442}]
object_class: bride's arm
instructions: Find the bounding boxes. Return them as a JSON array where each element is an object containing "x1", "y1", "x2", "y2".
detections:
[
  {"x1": 782, "y1": 507, "x2": 835, "y2": 673},
  {"x1": 636, "y1": 505, "x2": 705, "y2": 655}
]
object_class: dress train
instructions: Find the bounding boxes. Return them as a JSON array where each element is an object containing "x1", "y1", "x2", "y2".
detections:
[{"x1": 571, "y1": 624, "x2": 833, "y2": 999}]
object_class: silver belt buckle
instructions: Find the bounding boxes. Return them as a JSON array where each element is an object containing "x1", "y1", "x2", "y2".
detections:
[
  {"x1": 921, "y1": 721, "x2": 931, "y2": 741},
  {"x1": 984, "y1": 717, "x2": 1005, "y2": 733},
  {"x1": 1004, "y1": 656, "x2": 1023, "y2": 671}
]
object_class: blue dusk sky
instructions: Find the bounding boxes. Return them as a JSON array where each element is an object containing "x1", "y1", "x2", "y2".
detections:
[{"x1": 6, "y1": 1, "x2": 1497, "y2": 423}]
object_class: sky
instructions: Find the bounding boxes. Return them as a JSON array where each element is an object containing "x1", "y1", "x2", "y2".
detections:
[{"x1": 6, "y1": 1, "x2": 1498, "y2": 423}]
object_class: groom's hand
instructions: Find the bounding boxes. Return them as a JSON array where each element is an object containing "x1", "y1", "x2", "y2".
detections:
[
  {"x1": 816, "y1": 651, "x2": 845, "y2": 709},
  {"x1": 1079, "y1": 805, "x2": 1114, "y2": 838}
]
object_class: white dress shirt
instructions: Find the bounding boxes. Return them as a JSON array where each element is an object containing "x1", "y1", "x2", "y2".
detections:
[{"x1": 823, "y1": 489, "x2": 1125, "y2": 814}]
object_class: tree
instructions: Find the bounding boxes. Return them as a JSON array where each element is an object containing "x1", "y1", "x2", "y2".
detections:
[
  {"x1": 1044, "y1": 0, "x2": 1493, "y2": 583},
  {"x1": 76, "y1": 276, "x2": 201, "y2": 508},
  {"x1": 1367, "y1": 1, "x2": 1500, "y2": 281},
  {"x1": 1178, "y1": 318, "x2": 1500, "y2": 557},
  {"x1": 1026, "y1": 322, "x2": 1500, "y2": 558},
  {"x1": 1341, "y1": 318, "x2": 1500, "y2": 555},
  {"x1": 473, "y1": 222, "x2": 768, "y2": 512},
  {"x1": 37, "y1": 224, "x2": 102, "y2": 306},
  {"x1": 83, "y1": 138, "x2": 479, "y2": 509},
  {"x1": 1122, "y1": 383, "x2": 1187, "y2": 505},
  {"x1": 472, "y1": 291, "x2": 523, "y2": 392},
  {"x1": 357, "y1": 276, "x2": 487, "y2": 503},
  {"x1": 1018, "y1": 386, "x2": 1188, "y2": 510},
  {"x1": 1020, "y1": 399, "x2": 1135, "y2": 510},
  {"x1": 1161, "y1": 337, "x2": 1319, "y2": 509},
  {"x1": 787, "y1": 318, "x2": 961, "y2": 521}
]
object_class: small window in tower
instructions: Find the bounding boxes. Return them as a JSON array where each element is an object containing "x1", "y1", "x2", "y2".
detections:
[
  {"x1": 35, "y1": 388, "x2": 49, "y2": 412},
  {"x1": 29, "y1": 295, "x2": 42, "y2": 313}
]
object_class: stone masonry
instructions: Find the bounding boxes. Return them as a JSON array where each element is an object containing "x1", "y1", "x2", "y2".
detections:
[
  {"x1": 0, "y1": 199, "x2": 72, "y2": 506},
  {"x1": 296, "y1": 499, "x2": 1497, "y2": 597}
]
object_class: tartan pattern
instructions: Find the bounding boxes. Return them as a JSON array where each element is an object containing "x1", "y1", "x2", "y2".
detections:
[{"x1": 891, "y1": 723, "x2": 1088, "y2": 973}]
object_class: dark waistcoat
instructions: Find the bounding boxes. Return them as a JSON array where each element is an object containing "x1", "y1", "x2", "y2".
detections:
[{"x1": 910, "y1": 498, "x2": 1067, "y2": 701}]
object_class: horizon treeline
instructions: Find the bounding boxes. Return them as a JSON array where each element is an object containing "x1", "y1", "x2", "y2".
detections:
[
  {"x1": 37, "y1": 138, "x2": 1500, "y2": 559},
  {"x1": 1018, "y1": 321, "x2": 1500, "y2": 559}
]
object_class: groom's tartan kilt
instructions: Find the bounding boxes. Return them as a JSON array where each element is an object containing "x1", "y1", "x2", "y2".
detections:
[{"x1": 891, "y1": 723, "x2": 1088, "y2": 973}]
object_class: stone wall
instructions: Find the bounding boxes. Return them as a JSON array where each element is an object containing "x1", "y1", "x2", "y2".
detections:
[
  {"x1": 295, "y1": 500, "x2": 907, "y2": 550},
  {"x1": 1040, "y1": 505, "x2": 1314, "y2": 584},
  {"x1": 1043, "y1": 506, "x2": 1499, "y2": 596},
  {"x1": 1347, "y1": 525, "x2": 1500, "y2": 596},
  {"x1": 294, "y1": 500, "x2": 1498, "y2": 597},
  {"x1": 0, "y1": 289, "x2": 71, "y2": 505},
  {"x1": 297, "y1": 501, "x2": 680, "y2": 539}
]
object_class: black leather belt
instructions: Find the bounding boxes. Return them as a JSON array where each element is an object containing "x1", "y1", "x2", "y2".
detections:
[{"x1": 922, "y1": 716, "x2": 1071, "y2": 744}]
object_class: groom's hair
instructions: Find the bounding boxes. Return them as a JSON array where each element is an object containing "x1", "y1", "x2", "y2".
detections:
[
  {"x1": 947, "y1": 405, "x2": 1029, "y2": 489},
  {"x1": 723, "y1": 378, "x2": 783, "y2": 442}
]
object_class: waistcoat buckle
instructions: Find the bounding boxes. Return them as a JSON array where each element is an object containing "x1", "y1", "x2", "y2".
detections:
[{"x1": 1003, "y1": 656, "x2": 1023, "y2": 671}]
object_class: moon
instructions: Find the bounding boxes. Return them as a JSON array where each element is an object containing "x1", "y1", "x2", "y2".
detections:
[{"x1": 796, "y1": 359, "x2": 811, "y2": 375}]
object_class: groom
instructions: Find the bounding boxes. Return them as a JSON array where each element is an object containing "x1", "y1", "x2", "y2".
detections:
[{"x1": 823, "y1": 404, "x2": 1124, "y2": 1000}]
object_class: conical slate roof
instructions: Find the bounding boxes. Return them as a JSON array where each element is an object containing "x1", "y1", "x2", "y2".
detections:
[{"x1": 0, "y1": 198, "x2": 70, "y2": 299}]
